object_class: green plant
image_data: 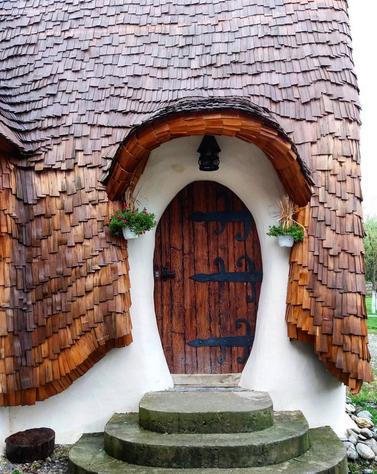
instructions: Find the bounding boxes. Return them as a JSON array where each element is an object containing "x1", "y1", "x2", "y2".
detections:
[
  {"x1": 267, "y1": 196, "x2": 305, "y2": 243},
  {"x1": 348, "y1": 460, "x2": 377, "y2": 474},
  {"x1": 267, "y1": 225, "x2": 304, "y2": 242},
  {"x1": 108, "y1": 205, "x2": 156, "y2": 236}
]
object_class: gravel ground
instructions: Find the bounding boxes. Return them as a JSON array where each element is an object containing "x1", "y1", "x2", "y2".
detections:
[
  {"x1": 0, "y1": 445, "x2": 70, "y2": 474},
  {"x1": 1, "y1": 335, "x2": 377, "y2": 474}
]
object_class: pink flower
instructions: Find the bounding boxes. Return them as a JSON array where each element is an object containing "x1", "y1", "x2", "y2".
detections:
[
  {"x1": 143, "y1": 210, "x2": 147, "y2": 214},
  {"x1": 139, "y1": 232, "x2": 142, "y2": 235},
  {"x1": 123, "y1": 204, "x2": 127, "y2": 208},
  {"x1": 143, "y1": 231, "x2": 146, "y2": 234},
  {"x1": 117, "y1": 216, "x2": 122, "y2": 219},
  {"x1": 123, "y1": 220, "x2": 127, "y2": 223},
  {"x1": 132, "y1": 211, "x2": 135, "y2": 214}
]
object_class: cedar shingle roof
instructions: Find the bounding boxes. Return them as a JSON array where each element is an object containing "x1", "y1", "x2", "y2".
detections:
[
  {"x1": 0, "y1": 0, "x2": 372, "y2": 404},
  {"x1": 0, "y1": 0, "x2": 360, "y2": 171}
]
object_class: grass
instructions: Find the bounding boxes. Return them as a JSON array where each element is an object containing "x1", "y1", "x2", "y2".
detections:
[
  {"x1": 368, "y1": 317, "x2": 377, "y2": 334},
  {"x1": 366, "y1": 296, "x2": 377, "y2": 316}
]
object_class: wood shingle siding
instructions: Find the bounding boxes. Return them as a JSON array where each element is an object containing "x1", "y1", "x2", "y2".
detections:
[
  {"x1": 0, "y1": 0, "x2": 372, "y2": 402},
  {"x1": 0, "y1": 147, "x2": 132, "y2": 406}
]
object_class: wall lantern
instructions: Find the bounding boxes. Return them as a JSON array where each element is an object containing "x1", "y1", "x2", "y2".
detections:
[{"x1": 197, "y1": 135, "x2": 221, "y2": 171}]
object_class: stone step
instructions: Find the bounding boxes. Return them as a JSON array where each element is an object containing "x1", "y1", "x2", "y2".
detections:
[
  {"x1": 104, "y1": 412, "x2": 310, "y2": 468},
  {"x1": 69, "y1": 427, "x2": 347, "y2": 474},
  {"x1": 139, "y1": 390, "x2": 274, "y2": 434}
]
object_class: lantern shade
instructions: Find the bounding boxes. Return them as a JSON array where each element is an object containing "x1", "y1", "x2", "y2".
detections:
[{"x1": 197, "y1": 135, "x2": 221, "y2": 171}]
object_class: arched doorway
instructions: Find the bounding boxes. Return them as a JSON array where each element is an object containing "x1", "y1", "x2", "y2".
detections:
[{"x1": 153, "y1": 181, "x2": 262, "y2": 374}]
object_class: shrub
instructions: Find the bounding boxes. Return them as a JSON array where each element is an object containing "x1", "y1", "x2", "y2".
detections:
[{"x1": 267, "y1": 225, "x2": 304, "y2": 242}]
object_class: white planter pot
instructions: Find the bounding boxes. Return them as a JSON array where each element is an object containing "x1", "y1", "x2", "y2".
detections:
[
  {"x1": 122, "y1": 227, "x2": 139, "y2": 240},
  {"x1": 278, "y1": 235, "x2": 294, "y2": 247}
]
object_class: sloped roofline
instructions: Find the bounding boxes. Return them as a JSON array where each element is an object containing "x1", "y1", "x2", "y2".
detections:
[
  {"x1": 105, "y1": 98, "x2": 313, "y2": 207},
  {"x1": 0, "y1": 121, "x2": 25, "y2": 153}
]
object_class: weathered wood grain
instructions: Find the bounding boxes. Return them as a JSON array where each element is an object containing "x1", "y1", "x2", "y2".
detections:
[
  {"x1": 0, "y1": 151, "x2": 133, "y2": 406},
  {"x1": 0, "y1": 0, "x2": 372, "y2": 398},
  {"x1": 153, "y1": 182, "x2": 262, "y2": 374}
]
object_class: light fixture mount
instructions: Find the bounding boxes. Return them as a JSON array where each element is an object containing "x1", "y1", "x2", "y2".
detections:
[{"x1": 197, "y1": 135, "x2": 221, "y2": 171}]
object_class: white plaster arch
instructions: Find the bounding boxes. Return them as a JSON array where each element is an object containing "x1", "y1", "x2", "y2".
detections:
[
  {"x1": 129, "y1": 135, "x2": 350, "y2": 434},
  {"x1": 1, "y1": 135, "x2": 351, "y2": 449}
]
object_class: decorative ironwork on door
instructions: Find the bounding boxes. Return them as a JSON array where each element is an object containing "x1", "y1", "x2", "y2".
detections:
[
  {"x1": 189, "y1": 255, "x2": 262, "y2": 303},
  {"x1": 187, "y1": 319, "x2": 254, "y2": 365},
  {"x1": 154, "y1": 181, "x2": 262, "y2": 374},
  {"x1": 188, "y1": 190, "x2": 253, "y2": 241}
]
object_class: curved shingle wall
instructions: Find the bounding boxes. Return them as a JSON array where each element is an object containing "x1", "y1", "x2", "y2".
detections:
[{"x1": 0, "y1": 0, "x2": 372, "y2": 402}]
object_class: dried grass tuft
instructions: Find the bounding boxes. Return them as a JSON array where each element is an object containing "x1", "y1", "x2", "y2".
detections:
[{"x1": 277, "y1": 196, "x2": 296, "y2": 228}]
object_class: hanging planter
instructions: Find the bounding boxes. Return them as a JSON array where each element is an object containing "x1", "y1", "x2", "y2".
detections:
[
  {"x1": 122, "y1": 227, "x2": 139, "y2": 240},
  {"x1": 267, "y1": 196, "x2": 305, "y2": 247},
  {"x1": 277, "y1": 235, "x2": 294, "y2": 247},
  {"x1": 109, "y1": 205, "x2": 156, "y2": 239},
  {"x1": 108, "y1": 190, "x2": 156, "y2": 240}
]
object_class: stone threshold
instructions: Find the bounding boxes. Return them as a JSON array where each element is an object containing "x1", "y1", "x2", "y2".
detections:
[{"x1": 172, "y1": 373, "x2": 241, "y2": 388}]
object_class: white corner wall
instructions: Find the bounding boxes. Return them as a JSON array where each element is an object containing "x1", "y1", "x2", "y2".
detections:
[{"x1": 0, "y1": 135, "x2": 349, "y2": 447}]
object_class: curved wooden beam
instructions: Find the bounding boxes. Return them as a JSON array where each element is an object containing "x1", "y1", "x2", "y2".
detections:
[{"x1": 106, "y1": 110, "x2": 312, "y2": 206}]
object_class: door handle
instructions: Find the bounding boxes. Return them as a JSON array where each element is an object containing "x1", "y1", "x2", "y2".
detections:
[{"x1": 162, "y1": 266, "x2": 176, "y2": 282}]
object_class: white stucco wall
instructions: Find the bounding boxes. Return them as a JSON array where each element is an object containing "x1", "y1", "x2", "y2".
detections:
[{"x1": 0, "y1": 135, "x2": 350, "y2": 446}]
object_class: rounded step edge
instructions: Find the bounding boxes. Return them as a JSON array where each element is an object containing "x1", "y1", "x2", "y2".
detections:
[
  {"x1": 104, "y1": 411, "x2": 311, "y2": 469},
  {"x1": 68, "y1": 427, "x2": 347, "y2": 474},
  {"x1": 139, "y1": 390, "x2": 274, "y2": 434}
]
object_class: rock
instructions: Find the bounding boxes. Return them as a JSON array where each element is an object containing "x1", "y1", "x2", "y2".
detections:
[
  {"x1": 347, "y1": 444, "x2": 358, "y2": 460},
  {"x1": 346, "y1": 396, "x2": 352, "y2": 404},
  {"x1": 360, "y1": 428, "x2": 374, "y2": 439},
  {"x1": 360, "y1": 438, "x2": 377, "y2": 456},
  {"x1": 356, "y1": 443, "x2": 375, "y2": 460},
  {"x1": 359, "y1": 434, "x2": 367, "y2": 441},
  {"x1": 339, "y1": 436, "x2": 348, "y2": 442},
  {"x1": 346, "y1": 403, "x2": 356, "y2": 413},
  {"x1": 357, "y1": 410, "x2": 373, "y2": 420},
  {"x1": 347, "y1": 426, "x2": 361, "y2": 435},
  {"x1": 362, "y1": 469, "x2": 373, "y2": 474},
  {"x1": 348, "y1": 434, "x2": 358, "y2": 445},
  {"x1": 0, "y1": 460, "x2": 15, "y2": 474},
  {"x1": 351, "y1": 415, "x2": 374, "y2": 428},
  {"x1": 343, "y1": 441, "x2": 355, "y2": 450}
]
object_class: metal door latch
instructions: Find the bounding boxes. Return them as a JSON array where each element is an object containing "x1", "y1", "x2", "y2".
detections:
[{"x1": 162, "y1": 266, "x2": 176, "y2": 282}]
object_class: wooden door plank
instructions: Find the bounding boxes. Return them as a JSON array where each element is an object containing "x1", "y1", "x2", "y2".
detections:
[
  {"x1": 182, "y1": 185, "x2": 197, "y2": 373},
  {"x1": 218, "y1": 185, "x2": 232, "y2": 374},
  {"x1": 170, "y1": 191, "x2": 185, "y2": 373},
  {"x1": 229, "y1": 189, "x2": 240, "y2": 372},
  {"x1": 154, "y1": 181, "x2": 262, "y2": 375},
  {"x1": 207, "y1": 183, "x2": 221, "y2": 374},
  {"x1": 161, "y1": 206, "x2": 172, "y2": 370},
  {"x1": 193, "y1": 181, "x2": 211, "y2": 373}
]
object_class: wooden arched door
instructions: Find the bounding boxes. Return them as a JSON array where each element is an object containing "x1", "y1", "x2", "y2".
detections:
[{"x1": 153, "y1": 181, "x2": 262, "y2": 374}]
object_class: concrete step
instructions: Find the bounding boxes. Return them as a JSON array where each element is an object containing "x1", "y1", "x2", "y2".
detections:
[
  {"x1": 69, "y1": 427, "x2": 347, "y2": 474},
  {"x1": 139, "y1": 390, "x2": 274, "y2": 434},
  {"x1": 104, "y1": 412, "x2": 310, "y2": 468}
]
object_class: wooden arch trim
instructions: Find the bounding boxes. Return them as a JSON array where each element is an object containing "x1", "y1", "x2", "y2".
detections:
[{"x1": 106, "y1": 110, "x2": 312, "y2": 206}]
